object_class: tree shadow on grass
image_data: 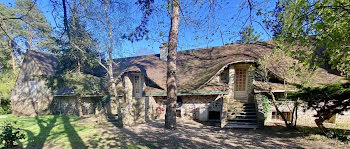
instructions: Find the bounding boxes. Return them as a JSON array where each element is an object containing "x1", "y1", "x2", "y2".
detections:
[
  {"x1": 25, "y1": 115, "x2": 58, "y2": 149},
  {"x1": 21, "y1": 115, "x2": 87, "y2": 149},
  {"x1": 62, "y1": 115, "x2": 87, "y2": 149}
]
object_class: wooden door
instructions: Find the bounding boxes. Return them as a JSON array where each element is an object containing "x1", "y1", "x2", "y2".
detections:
[{"x1": 234, "y1": 68, "x2": 248, "y2": 101}]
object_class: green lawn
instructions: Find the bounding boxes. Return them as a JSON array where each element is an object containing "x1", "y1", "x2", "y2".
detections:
[{"x1": 0, "y1": 114, "x2": 99, "y2": 149}]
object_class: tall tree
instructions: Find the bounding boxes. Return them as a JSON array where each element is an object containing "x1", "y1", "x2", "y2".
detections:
[
  {"x1": 0, "y1": 4, "x2": 23, "y2": 74},
  {"x1": 237, "y1": 25, "x2": 261, "y2": 44},
  {"x1": 15, "y1": 0, "x2": 57, "y2": 51},
  {"x1": 165, "y1": 0, "x2": 180, "y2": 130},
  {"x1": 271, "y1": 0, "x2": 350, "y2": 78}
]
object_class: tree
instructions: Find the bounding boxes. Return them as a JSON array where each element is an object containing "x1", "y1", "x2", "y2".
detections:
[
  {"x1": 15, "y1": 0, "x2": 57, "y2": 51},
  {"x1": 271, "y1": 0, "x2": 350, "y2": 78},
  {"x1": 164, "y1": 0, "x2": 180, "y2": 130},
  {"x1": 0, "y1": 3, "x2": 23, "y2": 74},
  {"x1": 289, "y1": 82, "x2": 350, "y2": 130},
  {"x1": 257, "y1": 46, "x2": 313, "y2": 128},
  {"x1": 237, "y1": 25, "x2": 260, "y2": 44}
]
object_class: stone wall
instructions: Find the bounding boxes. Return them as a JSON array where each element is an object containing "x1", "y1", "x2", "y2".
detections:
[
  {"x1": 264, "y1": 101, "x2": 319, "y2": 125},
  {"x1": 51, "y1": 96, "x2": 101, "y2": 116},
  {"x1": 11, "y1": 77, "x2": 53, "y2": 116},
  {"x1": 150, "y1": 95, "x2": 222, "y2": 121},
  {"x1": 335, "y1": 111, "x2": 350, "y2": 124},
  {"x1": 254, "y1": 94, "x2": 265, "y2": 128}
]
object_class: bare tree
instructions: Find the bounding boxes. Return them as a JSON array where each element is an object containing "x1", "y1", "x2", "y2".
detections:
[{"x1": 165, "y1": 0, "x2": 180, "y2": 130}]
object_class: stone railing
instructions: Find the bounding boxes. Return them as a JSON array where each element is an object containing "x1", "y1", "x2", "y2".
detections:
[
  {"x1": 254, "y1": 94, "x2": 265, "y2": 128},
  {"x1": 220, "y1": 95, "x2": 228, "y2": 128}
]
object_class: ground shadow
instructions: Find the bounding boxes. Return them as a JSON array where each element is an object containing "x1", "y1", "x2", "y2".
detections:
[
  {"x1": 96, "y1": 119, "x2": 310, "y2": 148},
  {"x1": 20, "y1": 115, "x2": 87, "y2": 149},
  {"x1": 25, "y1": 115, "x2": 58, "y2": 149},
  {"x1": 62, "y1": 115, "x2": 87, "y2": 149}
]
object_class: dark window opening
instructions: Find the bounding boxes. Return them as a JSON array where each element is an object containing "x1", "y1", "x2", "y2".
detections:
[
  {"x1": 177, "y1": 96, "x2": 183, "y2": 107},
  {"x1": 176, "y1": 110, "x2": 181, "y2": 117},
  {"x1": 208, "y1": 111, "x2": 221, "y2": 120}
]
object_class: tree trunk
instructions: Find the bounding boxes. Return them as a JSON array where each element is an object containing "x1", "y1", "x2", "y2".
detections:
[
  {"x1": 315, "y1": 118, "x2": 326, "y2": 131},
  {"x1": 8, "y1": 40, "x2": 16, "y2": 74},
  {"x1": 103, "y1": 0, "x2": 119, "y2": 123},
  {"x1": 77, "y1": 95, "x2": 83, "y2": 117},
  {"x1": 165, "y1": 0, "x2": 180, "y2": 130},
  {"x1": 269, "y1": 91, "x2": 291, "y2": 127}
]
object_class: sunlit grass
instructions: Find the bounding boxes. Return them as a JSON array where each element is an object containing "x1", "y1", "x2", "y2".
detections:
[{"x1": 0, "y1": 114, "x2": 98, "y2": 148}]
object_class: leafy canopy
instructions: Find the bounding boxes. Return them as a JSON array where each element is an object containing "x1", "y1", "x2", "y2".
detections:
[
  {"x1": 272, "y1": 0, "x2": 350, "y2": 78},
  {"x1": 237, "y1": 25, "x2": 261, "y2": 44},
  {"x1": 289, "y1": 82, "x2": 350, "y2": 128}
]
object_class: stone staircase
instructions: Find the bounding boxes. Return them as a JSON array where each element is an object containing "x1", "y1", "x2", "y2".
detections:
[{"x1": 224, "y1": 102, "x2": 258, "y2": 129}]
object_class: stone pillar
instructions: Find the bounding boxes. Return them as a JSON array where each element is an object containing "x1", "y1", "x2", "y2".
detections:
[
  {"x1": 122, "y1": 75, "x2": 135, "y2": 126},
  {"x1": 247, "y1": 64, "x2": 255, "y2": 102},
  {"x1": 220, "y1": 95, "x2": 228, "y2": 128},
  {"x1": 228, "y1": 65, "x2": 235, "y2": 102}
]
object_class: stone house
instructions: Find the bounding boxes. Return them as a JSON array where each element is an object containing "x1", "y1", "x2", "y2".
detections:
[
  {"x1": 11, "y1": 42, "x2": 349, "y2": 128},
  {"x1": 10, "y1": 50, "x2": 101, "y2": 117}
]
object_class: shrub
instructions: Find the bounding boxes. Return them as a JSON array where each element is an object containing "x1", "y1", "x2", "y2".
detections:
[
  {"x1": 261, "y1": 95, "x2": 272, "y2": 118},
  {"x1": 324, "y1": 129, "x2": 350, "y2": 143},
  {"x1": 0, "y1": 121, "x2": 25, "y2": 148}
]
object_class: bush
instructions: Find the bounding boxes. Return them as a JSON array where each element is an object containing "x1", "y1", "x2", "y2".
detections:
[
  {"x1": 261, "y1": 95, "x2": 272, "y2": 118},
  {"x1": 0, "y1": 99, "x2": 11, "y2": 115},
  {"x1": 324, "y1": 129, "x2": 350, "y2": 143},
  {"x1": 0, "y1": 121, "x2": 25, "y2": 148}
]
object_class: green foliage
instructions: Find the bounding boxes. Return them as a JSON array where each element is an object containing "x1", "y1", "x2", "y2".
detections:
[
  {"x1": 273, "y1": 0, "x2": 350, "y2": 78},
  {"x1": 0, "y1": 71, "x2": 16, "y2": 100},
  {"x1": 56, "y1": 13, "x2": 104, "y2": 77},
  {"x1": 15, "y1": 0, "x2": 58, "y2": 51},
  {"x1": 289, "y1": 82, "x2": 350, "y2": 127},
  {"x1": 96, "y1": 95, "x2": 111, "y2": 111},
  {"x1": 261, "y1": 95, "x2": 272, "y2": 118},
  {"x1": 237, "y1": 25, "x2": 261, "y2": 44},
  {"x1": 0, "y1": 121, "x2": 25, "y2": 148},
  {"x1": 0, "y1": 71, "x2": 17, "y2": 114},
  {"x1": 48, "y1": 71, "x2": 107, "y2": 95},
  {"x1": 324, "y1": 129, "x2": 350, "y2": 142}
]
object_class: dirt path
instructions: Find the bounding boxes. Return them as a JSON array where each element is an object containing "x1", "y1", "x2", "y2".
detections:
[{"x1": 87, "y1": 119, "x2": 349, "y2": 149}]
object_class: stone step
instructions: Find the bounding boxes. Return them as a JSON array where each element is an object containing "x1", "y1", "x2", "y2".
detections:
[
  {"x1": 237, "y1": 111, "x2": 257, "y2": 115},
  {"x1": 227, "y1": 121, "x2": 257, "y2": 125},
  {"x1": 224, "y1": 124, "x2": 258, "y2": 129},
  {"x1": 228, "y1": 109, "x2": 256, "y2": 113},
  {"x1": 228, "y1": 118, "x2": 257, "y2": 122},
  {"x1": 234, "y1": 115, "x2": 257, "y2": 119}
]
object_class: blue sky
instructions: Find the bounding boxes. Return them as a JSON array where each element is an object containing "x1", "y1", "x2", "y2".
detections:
[{"x1": 1, "y1": 0, "x2": 277, "y2": 58}]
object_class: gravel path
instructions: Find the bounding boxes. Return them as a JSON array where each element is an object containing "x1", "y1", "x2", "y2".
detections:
[{"x1": 91, "y1": 119, "x2": 349, "y2": 149}]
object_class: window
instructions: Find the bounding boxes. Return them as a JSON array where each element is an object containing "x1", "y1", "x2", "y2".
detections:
[
  {"x1": 134, "y1": 75, "x2": 140, "y2": 94},
  {"x1": 29, "y1": 81, "x2": 36, "y2": 98},
  {"x1": 235, "y1": 68, "x2": 247, "y2": 91},
  {"x1": 220, "y1": 69, "x2": 229, "y2": 83},
  {"x1": 131, "y1": 74, "x2": 142, "y2": 97},
  {"x1": 176, "y1": 110, "x2": 181, "y2": 117},
  {"x1": 271, "y1": 112, "x2": 291, "y2": 121}
]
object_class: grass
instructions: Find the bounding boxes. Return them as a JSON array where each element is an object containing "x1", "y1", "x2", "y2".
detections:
[{"x1": 0, "y1": 114, "x2": 98, "y2": 148}]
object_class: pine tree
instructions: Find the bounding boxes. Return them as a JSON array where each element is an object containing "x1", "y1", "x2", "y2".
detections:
[{"x1": 15, "y1": 0, "x2": 57, "y2": 51}]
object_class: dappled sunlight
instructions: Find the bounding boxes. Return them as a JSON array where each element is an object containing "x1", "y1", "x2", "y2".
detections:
[{"x1": 1, "y1": 115, "x2": 349, "y2": 148}]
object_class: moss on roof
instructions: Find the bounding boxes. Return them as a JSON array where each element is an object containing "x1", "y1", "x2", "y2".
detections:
[{"x1": 114, "y1": 42, "x2": 345, "y2": 93}]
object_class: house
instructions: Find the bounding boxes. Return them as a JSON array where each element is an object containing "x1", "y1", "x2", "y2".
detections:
[{"x1": 11, "y1": 42, "x2": 349, "y2": 128}]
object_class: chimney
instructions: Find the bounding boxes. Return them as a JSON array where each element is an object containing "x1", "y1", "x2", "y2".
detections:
[{"x1": 160, "y1": 43, "x2": 168, "y2": 61}]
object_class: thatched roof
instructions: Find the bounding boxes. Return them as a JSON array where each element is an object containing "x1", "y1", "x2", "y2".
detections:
[
  {"x1": 114, "y1": 42, "x2": 345, "y2": 94},
  {"x1": 21, "y1": 42, "x2": 345, "y2": 96},
  {"x1": 25, "y1": 50, "x2": 59, "y2": 76}
]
